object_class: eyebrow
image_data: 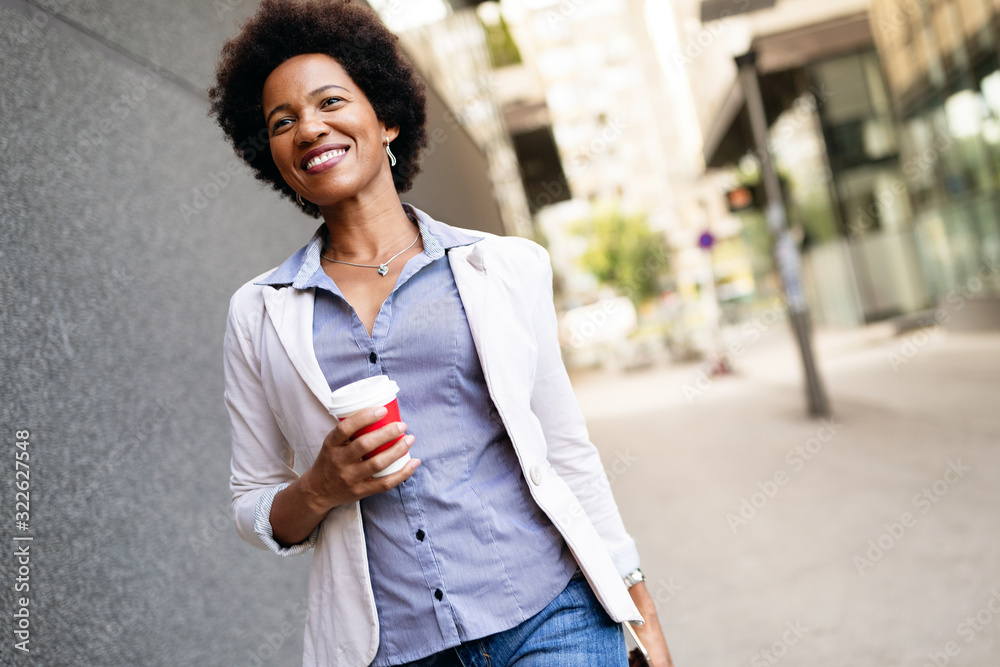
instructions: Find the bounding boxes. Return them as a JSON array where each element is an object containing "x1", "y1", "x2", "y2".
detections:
[{"x1": 265, "y1": 84, "x2": 348, "y2": 126}]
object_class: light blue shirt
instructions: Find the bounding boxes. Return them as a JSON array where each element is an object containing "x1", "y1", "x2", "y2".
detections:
[{"x1": 257, "y1": 205, "x2": 578, "y2": 666}]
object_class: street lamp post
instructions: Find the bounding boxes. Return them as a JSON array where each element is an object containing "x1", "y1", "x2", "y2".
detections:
[{"x1": 735, "y1": 50, "x2": 831, "y2": 418}]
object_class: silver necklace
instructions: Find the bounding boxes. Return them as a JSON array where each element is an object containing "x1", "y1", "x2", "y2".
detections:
[{"x1": 321, "y1": 232, "x2": 420, "y2": 276}]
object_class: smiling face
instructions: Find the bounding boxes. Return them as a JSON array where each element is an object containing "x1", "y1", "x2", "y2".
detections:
[{"x1": 262, "y1": 53, "x2": 398, "y2": 208}]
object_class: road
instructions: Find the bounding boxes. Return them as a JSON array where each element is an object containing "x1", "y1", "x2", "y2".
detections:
[{"x1": 572, "y1": 322, "x2": 1000, "y2": 666}]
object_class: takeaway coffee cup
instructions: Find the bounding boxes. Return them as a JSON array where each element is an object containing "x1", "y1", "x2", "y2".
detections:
[{"x1": 329, "y1": 375, "x2": 410, "y2": 478}]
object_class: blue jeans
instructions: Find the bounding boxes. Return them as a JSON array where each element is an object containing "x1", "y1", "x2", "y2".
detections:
[{"x1": 395, "y1": 570, "x2": 627, "y2": 667}]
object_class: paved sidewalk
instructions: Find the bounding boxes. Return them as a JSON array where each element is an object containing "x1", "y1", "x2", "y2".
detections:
[{"x1": 571, "y1": 323, "x2": 1000, "y2": 666}]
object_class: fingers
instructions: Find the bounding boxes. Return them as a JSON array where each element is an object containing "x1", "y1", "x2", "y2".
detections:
[
  {"x1": 314, "y1": 408, "x2": 419, "y2": 501},
  {"x1": 327, "y1": 405, "x2": 389, "y2": 446},
  {"x1": 345, "y1": 419, "x2": 405, "y2": 459},
  {"x1": 333, "y1": 434, "x2": 417, "y2": 500},
  {"x1": 364, "y1": 446, "x2": 421, "y2": 491},
  {"x1": 382, "y1": 456, "x2": 421, "y2": 484},
  {"x1": 361, "y1": 433, "x2": 415, "y2": 477},
  {"x1": 323, "y1": 420, "x2": 412, "y2": 474}
]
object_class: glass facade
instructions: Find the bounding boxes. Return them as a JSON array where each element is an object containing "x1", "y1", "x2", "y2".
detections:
[
  {"x1": 872, "y1": 0, "x2": 1000, "y2": 304},
  {"x1": 745, "y1": 48, "x2": 928, "y2": 326}
]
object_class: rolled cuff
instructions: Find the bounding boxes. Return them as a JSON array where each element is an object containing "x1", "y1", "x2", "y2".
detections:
[
  {"x1": 610, "y1": 539, "x2": 641, "y2": 579},
  {"x1": 253, "y1": 483, "x2": 320, "y2": 557}
]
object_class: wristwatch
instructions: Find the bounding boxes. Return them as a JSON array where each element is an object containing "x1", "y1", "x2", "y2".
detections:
[{"x1": 623, "y1": 568, "x2": 645, "y2": 588}]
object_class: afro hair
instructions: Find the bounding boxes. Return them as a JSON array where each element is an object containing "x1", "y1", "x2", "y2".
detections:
[{"x1": 208, "y1": 0, "x2": 429, "y2": 217}]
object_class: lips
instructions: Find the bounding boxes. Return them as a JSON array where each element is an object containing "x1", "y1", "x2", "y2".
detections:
[{"x1": 300, "y1": 144, "x2": 349, "y2": 171}]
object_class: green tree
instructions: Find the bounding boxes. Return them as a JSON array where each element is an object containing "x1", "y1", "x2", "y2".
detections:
[
  {"x1": 480, "y1": 14, "x2": 522, "y2": 69},
  {"x1": 573, "y1": 205, "x2": 668, "y2": 306}
]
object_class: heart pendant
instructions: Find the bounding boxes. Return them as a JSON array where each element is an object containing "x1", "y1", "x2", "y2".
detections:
[{"x1": 378, "y1": 264, "x2": 389, "y2": 276}]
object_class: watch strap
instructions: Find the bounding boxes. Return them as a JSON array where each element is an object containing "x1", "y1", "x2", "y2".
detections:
[{"x1": 623, "y1": 568, "x2": 645, "y2": 588}]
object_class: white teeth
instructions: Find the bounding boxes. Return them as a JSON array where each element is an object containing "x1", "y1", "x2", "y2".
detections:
[{"x1": 305, "y1": 148, "x2": 347, "y2": 170}]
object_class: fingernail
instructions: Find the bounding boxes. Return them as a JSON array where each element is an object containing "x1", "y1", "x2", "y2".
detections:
[
  {"x1": 405, "y1": 435, "x2": 415, "y2": 445},
  {"x1": 397, "y1": 422, "x2": 407, "y2": 434},
  {"x1": 374, "y1": 406, "x2": 388, "y2": 418}
]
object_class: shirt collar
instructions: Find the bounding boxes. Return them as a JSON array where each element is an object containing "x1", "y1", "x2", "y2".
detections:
[{"x1": 254, "y1": 203, "x2": 482, "y2": 289}]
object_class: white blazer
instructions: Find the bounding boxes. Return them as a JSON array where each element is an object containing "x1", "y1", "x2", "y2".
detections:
[{"x1": 224, "y1": 213, "x2": 643, "y2": 667}]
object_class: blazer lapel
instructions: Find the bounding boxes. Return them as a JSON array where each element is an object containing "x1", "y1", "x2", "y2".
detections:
[
  {"x1": 260, "y1": 285, "x2": 333, "y2": 411},
  {"x1": 260, "y1": 236, "x2": 489, "y2": 415},
  {"x1": 448, "y1": 242, "x2": 489, "y2": 374}
]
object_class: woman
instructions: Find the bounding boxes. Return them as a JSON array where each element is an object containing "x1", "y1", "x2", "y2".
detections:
[{"x1": 210, "y1": 1, "x2": 674, "y2": 665}]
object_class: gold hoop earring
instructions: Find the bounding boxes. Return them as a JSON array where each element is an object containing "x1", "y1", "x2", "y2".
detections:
[{"x1": 384, "y1": 138, "x2": 397, "y2": 167}]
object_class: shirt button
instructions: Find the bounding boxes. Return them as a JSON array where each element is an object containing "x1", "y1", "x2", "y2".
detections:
[
  {"x1": 530, "y1": 464, "x2": 544, "y2": 486},
  {"x1": 369, "y1": 352, "x2": 378, "y2": 364},
  {"x1": 434, "y1": 589, "x2": 443, "y2": 601},
  {"x1": 416, "y1": 529, "x2": 425, "y2": 541}
]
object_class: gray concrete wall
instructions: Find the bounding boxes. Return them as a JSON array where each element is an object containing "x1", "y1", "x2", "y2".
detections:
[{"x1": 0, "y1": 1, "x2": 502, "y2": 664}]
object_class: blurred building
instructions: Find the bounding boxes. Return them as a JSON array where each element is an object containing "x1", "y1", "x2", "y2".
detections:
[
  {"x1": 870, "y1": 0, "x2": 1000, "y2": 327},
  {"x1": 368, "y1": 0, "x2": 534, "y2": 236},
  {"x1": 496, "y1": 0, "x2": 690, "y2": 226},
  {"x1": 676, "y1": 0, "x2": 909, "y2": 327},
  {"x1": 376, "y1": 0, "x2": 777, "y2": 355},
  {"x1": 494, "y1": 0, "x2": 721, "y2": 336},
  {"x1": 676, "y1": 0, "x2": 1000, "y2": 329}
]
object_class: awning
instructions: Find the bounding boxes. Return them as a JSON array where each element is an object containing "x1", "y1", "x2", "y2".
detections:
[
  {"x1": 702, "y1": 78, "x2": 748, "y2": 169},
  {"x1": 702, "y1": 11, "x2": 874, "y2": 168},
  {"x1": 701, "y1": 0, "x2": 776, "y2": 23}
]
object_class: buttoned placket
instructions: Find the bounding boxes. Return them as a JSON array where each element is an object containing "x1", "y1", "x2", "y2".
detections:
[
  {"x1": 397, "y1": 470, "x2": 460, "y2": 641},
  {"x1": 312, "y1": 239, "x2": 464, "y2": 646}
]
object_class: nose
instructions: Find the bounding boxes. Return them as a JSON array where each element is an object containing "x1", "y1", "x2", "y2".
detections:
[{"x1": 296, "y1": 110, "x2": 328, "y2": 145}]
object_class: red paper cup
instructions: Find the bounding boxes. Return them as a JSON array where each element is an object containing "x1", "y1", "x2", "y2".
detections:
[{"x1": 329, "y1": 376, "x2": 410, "y2": 478}]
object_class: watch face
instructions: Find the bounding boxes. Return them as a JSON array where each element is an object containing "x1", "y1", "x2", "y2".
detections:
[{"x1": 625, "y1": 569, "x2": 645, "y2": 586}]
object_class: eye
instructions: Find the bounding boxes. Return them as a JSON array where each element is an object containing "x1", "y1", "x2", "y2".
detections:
[
  {"x1": 321, "y1": 96, "x2": 343, "y2": 108},
  {"x1": 271, "y1": 117, "x2": 292, "y2": 133}
]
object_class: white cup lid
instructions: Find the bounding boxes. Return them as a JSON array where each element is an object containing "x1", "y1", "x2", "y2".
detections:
[{"x1": 329, "y1": 375, "x2": 399, "y2": 417}]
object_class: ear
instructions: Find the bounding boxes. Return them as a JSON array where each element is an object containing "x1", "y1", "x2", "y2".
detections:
[{"x1": 381, "y1": 124, "x2": 401, "y2": 143}]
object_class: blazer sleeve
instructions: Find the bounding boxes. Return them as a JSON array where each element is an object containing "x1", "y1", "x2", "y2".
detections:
[
  {"x1": 527, "y1": 244, "x2": 641, "y2": 577},
  {"x1": 223, "y1": 286, "x2": 319, "y2": 556}
]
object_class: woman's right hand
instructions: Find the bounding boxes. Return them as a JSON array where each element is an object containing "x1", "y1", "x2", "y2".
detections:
[{"x1": 299, "y1": 406, "x2": 420, "y2": 513}]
